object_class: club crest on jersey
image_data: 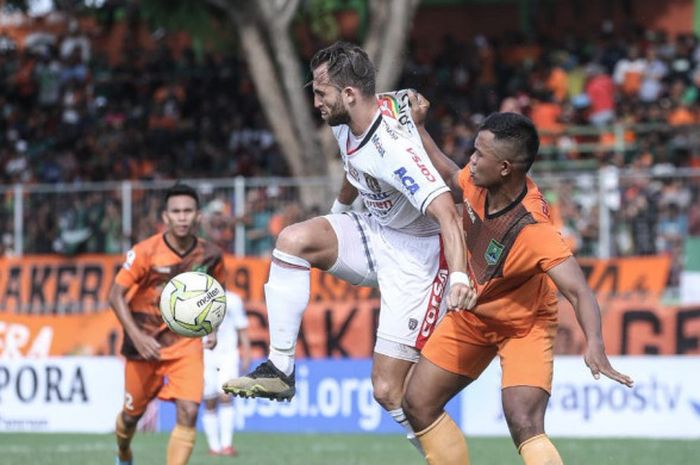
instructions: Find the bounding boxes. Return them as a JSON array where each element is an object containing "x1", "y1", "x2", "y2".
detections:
[
  {"x1": 484, "y1": 239, "x2": 504, "y2": 266},
  {"x1": 364, "y1": 174, "x2": 382, "y2": 193},
  {"x1": 348, "y1": 166, "x2": 360, "y2": 181}
]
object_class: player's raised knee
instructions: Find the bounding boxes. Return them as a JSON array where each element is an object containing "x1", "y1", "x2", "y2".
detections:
[{"x1": 276, "y1": 218, "x2": 335, "y2": 256}]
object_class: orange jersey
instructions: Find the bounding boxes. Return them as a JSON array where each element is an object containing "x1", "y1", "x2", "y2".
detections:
[
  {"x1": 115, "y1": 233, "x2": 226, "y2": 360},
  {"x1": 458, "y1": 170, "x2": 571, "y2": 336}
]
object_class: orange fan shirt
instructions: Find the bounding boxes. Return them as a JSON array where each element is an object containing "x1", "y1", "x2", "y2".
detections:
[
  {"x1": 458, "y1": 171, "x2": 572, "y2": 336},
  {"x1": 115, "y1": 233, "x2": 226, "y2": 360}
]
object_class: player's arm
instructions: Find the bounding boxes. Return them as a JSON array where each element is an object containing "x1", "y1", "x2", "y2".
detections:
[
  {"x1": 409, "y1": 91, "x2": 462, "y2": 202},
  {"x1": 108, "y1": 282, "x2": 161, "y2": 360},
  {"x1": 425, "y1": 192, "x2": 477, "y2": 311},
  {"x1": 237, "y1": 328, "x2": 251, "y2": 373},
  {"x1": 547, "y1": 257, "x2": 633, "y2": 387},
  {"x1": 204, "y1": 330, "x2": 217, "y2": 350},
  {"x1": 331, "y1": 176, "x2": 358, "y2": 213}
]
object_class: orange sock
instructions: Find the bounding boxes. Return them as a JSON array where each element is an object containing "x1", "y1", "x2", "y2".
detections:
[
  {"x1": 416, "y1": 412, "x2": 469, "y2": 465},
  {"x1": 518, "y1": 434, "x2": 563, "y2": 465},
  {"x1": 115, "y1": 413, "x2": 136, "y2": 461},
  {"x1": 167, "y1": 424, "x2": 197, "y2": 465}
]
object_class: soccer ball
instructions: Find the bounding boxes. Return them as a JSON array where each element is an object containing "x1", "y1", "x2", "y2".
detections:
[{"x1": 159, "y1": 271, "x2": 227, "y2": 337}]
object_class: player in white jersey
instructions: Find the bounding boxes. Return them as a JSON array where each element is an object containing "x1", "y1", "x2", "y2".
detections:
[
  {"x1": 223, "y1": 41, "x2": 476, "y2": 455},
  {"x1": 202, "y1": 291, "x2": 250, "y2": 456}
]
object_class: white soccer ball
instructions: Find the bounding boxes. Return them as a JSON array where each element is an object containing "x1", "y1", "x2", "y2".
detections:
[{"x1": 159, "y1": 271, "x2": 227, "y2": 337}]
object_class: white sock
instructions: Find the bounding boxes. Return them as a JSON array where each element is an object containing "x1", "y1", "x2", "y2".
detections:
[
  {"x1": 388, "y1": 407, "x2": 425, "y2": 456},
  {"x1": 202, "y1": 409, "x2": 221, "y2": 453},
  {"x1": 218, "y1": 402, "x2": 235, "y2": 449},
  {"x1": 265, "y1": 249, "x2": 310, "y2": 376}
]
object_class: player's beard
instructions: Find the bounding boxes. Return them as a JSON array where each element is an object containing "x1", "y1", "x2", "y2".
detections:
[{"x1": 326, "y1": 99, "x2": 351, "y2": 126}]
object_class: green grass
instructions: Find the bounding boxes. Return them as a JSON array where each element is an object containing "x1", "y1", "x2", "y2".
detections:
[{"x1": 1, "y1": 433, "x2": 698, "y2": 465}]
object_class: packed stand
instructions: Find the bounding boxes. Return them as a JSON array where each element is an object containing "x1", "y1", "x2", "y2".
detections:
[{"x1": 1, "y1": 13, "x2": 699, "y2": 281}]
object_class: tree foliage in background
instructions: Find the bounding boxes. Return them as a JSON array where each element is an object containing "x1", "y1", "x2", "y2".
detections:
[{"x1": 3, "y1": 0, "x2": 421, "y2": 207}]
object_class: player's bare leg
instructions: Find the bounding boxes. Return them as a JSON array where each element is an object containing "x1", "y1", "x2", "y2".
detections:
[
  {"x1": 115, "y1": 411, "x2": 138, "y2": 465},
  {"x1": 166, "y1": 399, "x2": 198, "y2": 465},
  {"x1": 502, "y1": 386, "x2": 563, "y2": 465},
  {"x1": 403, "y1": 356, "x2": 473, "y2": 464},
  {"x1": 372, "y1": 352, "x2": 424, "y2": 454},
  {"x1": 223, "y1": 217, "x2": 338, "y2": 401}
]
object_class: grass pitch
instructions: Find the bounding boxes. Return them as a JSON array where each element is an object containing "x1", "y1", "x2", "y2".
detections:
[{"x1": 1, "y1": 433, "x2": 697, "y2": 465}]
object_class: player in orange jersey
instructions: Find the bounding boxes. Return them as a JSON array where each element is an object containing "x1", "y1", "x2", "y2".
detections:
[
  {"x1": 401, "y1": 94, "x2": 634, "y2": 465},
  {"x1": 109, "y1": 183, "x2": 226, "y2": 465}
]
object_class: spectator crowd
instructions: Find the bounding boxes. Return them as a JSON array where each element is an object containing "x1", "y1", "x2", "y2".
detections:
[{"x1": 1, "y1": 7, "x2": 700, "y2": 287}]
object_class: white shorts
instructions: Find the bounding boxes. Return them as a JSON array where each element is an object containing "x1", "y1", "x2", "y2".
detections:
[
  {"x1": 203, "y1": 348, "x2": 240, "y2": 399},
  {"x1": 325, "y1": 212, "x2": 448, "y2": 350}
]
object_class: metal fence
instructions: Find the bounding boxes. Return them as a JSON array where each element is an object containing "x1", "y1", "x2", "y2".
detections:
[
  {"x1": 0, "y1": 177, "x2": 331, "y2": 257},
  {"x1": 1, "y1": 169, "x2": 699, "y2": 287}
]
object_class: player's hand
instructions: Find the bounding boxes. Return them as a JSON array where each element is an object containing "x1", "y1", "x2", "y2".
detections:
[
  {"x1": 447, "y1": 282, "x2": 477, "y2": 311},
  {"x1": 204, "y1": 332, "x2": 218, "y2": 350},
  {"x1": 408, "y1": 90, "x2": 430, "y2": 126},
  {"x1": 584, "y1": 341, "x2": 634, "y2": 387},
  {"x1": 131, "y1": 330, "x2": 161, "y2": 360}
]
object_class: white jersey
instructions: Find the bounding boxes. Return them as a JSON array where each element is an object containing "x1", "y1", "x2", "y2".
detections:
[
  {"x1": 332, "y1": 90, "x2": 450, "y2": 236},
  {"x1": 203, "y1": 291, "x2": 248, "y2": 398},
  {"x1": 205, "y1": 291, "x2": 248, "y2": 355}
]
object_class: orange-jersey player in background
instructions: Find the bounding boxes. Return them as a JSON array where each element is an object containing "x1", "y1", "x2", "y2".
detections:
[
  {"x1": 109, "y1": 183, "x2": 226, "y2": 465},
  {"x1": 402, "y1": 94, "x2": 634, "y2": 465}
]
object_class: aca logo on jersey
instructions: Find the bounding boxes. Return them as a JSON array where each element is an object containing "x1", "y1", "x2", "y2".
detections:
[{"x1": 393, "y1": 167, "x2": 419, "y2": 195}]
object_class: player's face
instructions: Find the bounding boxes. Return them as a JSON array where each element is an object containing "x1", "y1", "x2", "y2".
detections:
[
  {"x1": 468, "y1": 130, "x2": 512, "y2": 188},
  {"x1": 312, "y1": 64, "x2": 350, "y2": 126},
  {"x1": 162, "y1": 195, "x2": 200, "y2": 239}
]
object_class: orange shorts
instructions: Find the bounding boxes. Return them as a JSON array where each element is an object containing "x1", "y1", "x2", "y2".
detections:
[
  {"x1": 422, "y1": 309, "x2": 557, "y2": 393},
  {"x1": 122, "y1": 350, "x2": 204, "y2": 416}
]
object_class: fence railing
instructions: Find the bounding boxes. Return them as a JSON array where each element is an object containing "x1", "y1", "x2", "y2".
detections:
[{"x1": 1, "y1": 168, "x2": 699, "y2": 284}]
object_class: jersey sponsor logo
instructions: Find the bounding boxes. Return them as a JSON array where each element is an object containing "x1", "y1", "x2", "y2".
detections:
[
  {"x1": 484, "y1": 239, "x2": 505, "y2": 265},
  {"x1": 378, "y1": 93, "x2": 415, "y2": 133},
  {"x1": 381, "y1": 119, "x2": 399, "y2": 140},
  {"x1": 377, "y1": 95, "x2": 401, "y2": 120},
  {"x1": 123, "y1": 250, "x2": 136, "y2": 270},
  {"x1": 408, "y1": 318, "x2": 418, "y2": 330},
  {"x1": 393, "y1": 167, "x2": 419, "y2": 195},
  {"x1": 363, "y1": 197, "x2": 393, "y2": 212},
  {"x1": 406, "y1": 148, "x2": 436, "y2": 182},
  {"x1": 464, "y1": 199, "x2": 477, "y2": 223},
  {"x1": 364, "y1": 174, "x2": 382, "y2": 193},
  {"x1": 416, "y1": 268, "x2": 448, "y2": 348},
  {"x1": 362, "y1": 191, "x2": 390, "y2": 201},
  {"x1": 371, "y1": 134, "x2": 385, "y2": 157}
]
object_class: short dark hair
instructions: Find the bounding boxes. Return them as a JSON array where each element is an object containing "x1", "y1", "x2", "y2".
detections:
[
  {"x1": 310, "y1": 41, "x2": 376, "y2": 96},
  {"x1": 479, "y1": 112, "x2": 540, "y2": 171},
  {"x1": 164, "y1": 183, "x2": 199, "y2": 209}
]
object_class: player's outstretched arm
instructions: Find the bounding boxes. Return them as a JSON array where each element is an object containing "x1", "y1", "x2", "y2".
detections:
[
  {"x1": 426, "y1": 192, "x2": 477, "y2": 311},
  {"x1": 108, "y1": 282, "x2": 161, "y2": 360},
  {"x1": 547, "y1": 257, "x2": 634, "y2": 387},
  {"x1": 408, "y1": 91, "x2": 462, "y2": 201}
]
